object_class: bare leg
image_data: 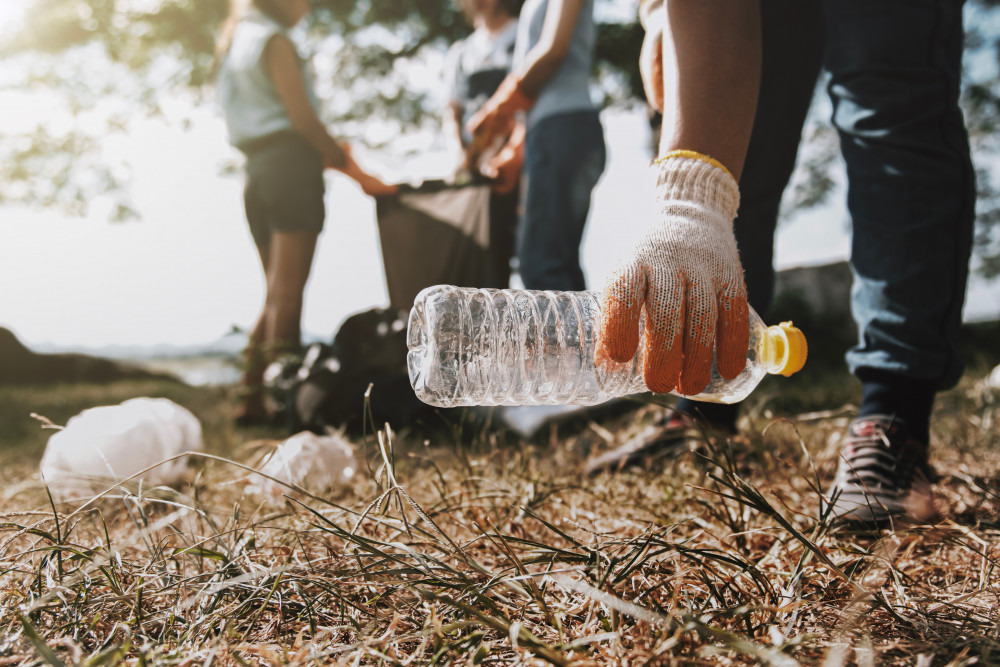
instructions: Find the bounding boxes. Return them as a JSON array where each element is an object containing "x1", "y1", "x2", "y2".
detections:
[
  {"x1": 238, "y1": 240, "x2": 273, "y2": 422},
  {"x1": 247, "y1": 239, "x2": 271, "y2": 354},
  {"x1": 263, "y1": 230, "x2": 318, "y2": 350},
  {"x1": 660, "y1": 0, "x2": 761, "y2": 180},
  {"x1": 237, "y1": 231, "x2": 318, "y2": 422}
]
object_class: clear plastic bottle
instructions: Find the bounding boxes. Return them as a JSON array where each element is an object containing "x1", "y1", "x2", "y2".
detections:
[{"x1": 407, "y1": 285, "x2": 807, "y2": 408}]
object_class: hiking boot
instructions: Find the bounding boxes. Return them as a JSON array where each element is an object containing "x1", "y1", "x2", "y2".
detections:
[{"x1": 827, "y1": 415, "x2": 938, "y2": 526}]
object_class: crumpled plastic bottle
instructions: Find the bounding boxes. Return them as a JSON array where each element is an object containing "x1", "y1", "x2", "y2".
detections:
[{"x1": 246, "y1": 430, "x2": 356, "y2": 499}]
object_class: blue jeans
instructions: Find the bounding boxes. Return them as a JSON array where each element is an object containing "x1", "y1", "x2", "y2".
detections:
[
  {"x1": 680, "y1": 0, "x2": 974, "y2": 422},
  {"x1": 828, "y1": 0, "x2": 974, "y2": 389},
  {"x1": 519, "y1": 110, "x2": 606, "y2": 291}
]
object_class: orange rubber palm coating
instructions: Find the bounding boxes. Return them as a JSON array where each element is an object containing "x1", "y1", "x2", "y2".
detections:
[{"x1": 597, "y1": 153, "x2": 748, "y2": 396}]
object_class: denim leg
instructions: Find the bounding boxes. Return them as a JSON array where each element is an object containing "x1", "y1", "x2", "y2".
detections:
[
  {"x1": 677, "y1": 0, "x2": 824, "y2": 425},
  {"x1": 519, "y1": 111, "x2": 606, "y2": 291},
  {"x1": 824, "y1": 0, "x2": 975, "y2": 389},
  {"x1": 736, "y1": 0, "x2": 826, "y2": 316}
]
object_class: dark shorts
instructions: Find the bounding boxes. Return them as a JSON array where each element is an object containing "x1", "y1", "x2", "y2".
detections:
[{"x1": 242, "y1": 132, "x2": 325, "y2": 248}]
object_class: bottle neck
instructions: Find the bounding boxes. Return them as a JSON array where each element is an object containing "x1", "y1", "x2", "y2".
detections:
[
  {"x1": 762, "y1": 322, "x2": 807, "y2": 377},
  {"x1": 762, "y1": 327, "x2": 790, "y2": 375}
]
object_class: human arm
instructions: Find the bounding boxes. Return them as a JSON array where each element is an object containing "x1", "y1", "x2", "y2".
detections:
[
  {"x1": 657, "y1": 0, "x2": 760, "y2": 179},
  {"x1": 638, "y1": 0, "x2": 665, "y2": 111},
  {"x1": 266, "y1": 35, "x2": 396, "y2": 196},
  {"x1": 447, "y1": 100, "x2": 467, "y2": 152},
  {"x1": 515, "y1": 0, "x2": 583, "y2": 97},
  {"x1": 442, "y1": 41, "x2": 476, "y2": 172},
  {"x1": 597, "y1": 1, "x2": 761, "y2": 396},
  {"x1": 337, "y1": 144, "x2": 399, "y2": 197},
  {"x1": 465, "y1": 0, "x2": 584, "y2": 146},
  {"x1": 446, "y1": 99, "x2": 481, "y2": 177},
  {"x1": 266, "y1": 34, "x2": 347, "y2": 169}
]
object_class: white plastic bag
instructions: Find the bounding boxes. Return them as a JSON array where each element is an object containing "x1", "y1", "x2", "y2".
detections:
[
  {"x1": 988, "y1": 363, "x2": 1000, "y2": 390},
  {"x1": 247, "y1": 431, "x2": 357, "y2": 499},
  {"x1": 40, "y1": 397, "x2": 202, "y2": 498}
]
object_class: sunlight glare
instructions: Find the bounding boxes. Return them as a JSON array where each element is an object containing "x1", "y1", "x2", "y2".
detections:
[{"x1": 0, "y1": 3, "x2": 24, "y2": 32}]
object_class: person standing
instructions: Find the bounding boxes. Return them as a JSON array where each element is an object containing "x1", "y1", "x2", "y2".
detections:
[
  {"x1": 444, "y1": 0, "x2": 523, "y2": 288},
  {"x1": 468, "y1": 0, "x2": 606, "y2": 292},
  {"x1": 599, "y1": 0, "x2": 974, "y2": 527},
  {"x1": 216, "y1": 0, "x2": 396, "y2": 424}
]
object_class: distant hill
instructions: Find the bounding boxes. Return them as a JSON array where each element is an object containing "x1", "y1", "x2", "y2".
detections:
[
  {"x1": 29, "y1": 332, "x2": 250, "y2": 361},
  {"x1": 0, "y1": 327, "x2": 180, "y2": 385}
]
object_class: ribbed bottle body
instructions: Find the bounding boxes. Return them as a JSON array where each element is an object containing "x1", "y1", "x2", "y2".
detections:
[{"x1": 407, "y1": 285, "x2": 769, "y2": 407}]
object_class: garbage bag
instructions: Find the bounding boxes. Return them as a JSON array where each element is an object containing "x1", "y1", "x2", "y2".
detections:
[
  {"x1": 40, "y1": 397, "x2": 202, "y2": 499},
  {"x1": 289, "y1": 308, "x2": 435, "y2": 434},
  {"x1": 377, "y1": 181, "x2": 518, "y2": 309}
]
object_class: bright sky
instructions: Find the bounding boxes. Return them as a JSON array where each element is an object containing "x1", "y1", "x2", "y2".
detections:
[{"x1": 0, "y1": 4, "x2": 23, "y2": 31}]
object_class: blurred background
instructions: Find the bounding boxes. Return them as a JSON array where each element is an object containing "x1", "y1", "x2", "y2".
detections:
[{"x1": 1, "y1": 0, "x2": 999, "y2": 383}]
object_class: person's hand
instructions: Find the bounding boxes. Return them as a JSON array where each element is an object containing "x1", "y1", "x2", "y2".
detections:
[
  {"x1": 465, "y1": 74, "x2": 534, "y2": 151},
  {"x1": 596, "y1": 154, "x2": 748, "y2": 396},
  {"x1": 481, "y1": 138, "x2": 523, "y2": 194},
  {"x1": 334, "y1": 143, "x2": 398, "y2": 197},
  {"x1": 638, "y1": 0, "x2": 665, "y2": 111},
  {"x1": 354, "y1": 172, "x2": 399, "y2": 197},
  {"x1": 326, "y1": 142, "x2": 353, "y2": 171},
  {"x1": 448, "y1": 143, "x2": 481, "y2": 186}
]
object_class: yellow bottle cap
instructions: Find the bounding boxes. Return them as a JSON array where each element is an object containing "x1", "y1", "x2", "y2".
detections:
[{"x1": 766, "y1": 321, "x2": 808, "y2": 377}]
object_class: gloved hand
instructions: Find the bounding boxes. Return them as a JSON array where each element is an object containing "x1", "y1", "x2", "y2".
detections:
[
  {"x1": 638, "y1": 0, "x2": 665, "y2": 111},
  {"x1": 465, "y1": 73, "x2": 535, "y2": 151},
  {"x1": 597, "y1": 152, "x2": 749, "y2": 396}
]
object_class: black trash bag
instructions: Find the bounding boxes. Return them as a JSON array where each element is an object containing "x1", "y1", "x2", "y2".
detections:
[{"x1": 290, "y1": 308, "x2": 433, "y2": 434}]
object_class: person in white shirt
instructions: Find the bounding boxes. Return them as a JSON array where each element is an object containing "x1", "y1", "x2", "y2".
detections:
[
  {"x1": 216, "y1": 0, "x2": 396, "y2": 424},
  {"x1": 443, "y1": 0, "x2": 523, "y2": 288}
]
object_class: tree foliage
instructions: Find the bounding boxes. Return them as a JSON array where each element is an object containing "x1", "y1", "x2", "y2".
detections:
[{"x1": 0, "y1": 0, "x2": 643, "y2": 220}]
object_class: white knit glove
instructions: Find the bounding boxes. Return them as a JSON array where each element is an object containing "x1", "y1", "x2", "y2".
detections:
[{"x1": 597, "y1": 152, "x2": 749, "y2": 396}]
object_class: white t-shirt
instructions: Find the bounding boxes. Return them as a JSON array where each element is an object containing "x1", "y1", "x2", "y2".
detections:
[
  {"x1": 217, "y1": 10, "x2": 319, "y2": 149},
  {"x1": 445, "y1": 20, "x2": 519, "y2": 145}
]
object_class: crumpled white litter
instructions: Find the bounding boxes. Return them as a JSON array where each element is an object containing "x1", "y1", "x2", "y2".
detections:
[
  {"x1": 39, "y1": 397, "x2": 203, "y2": 499},
  {"x1": 987, "y1": 363, "x2": 1000, "y2": 390},
  {"x1": 246, "y1": 431, "x2": 357, "y2": 499}
]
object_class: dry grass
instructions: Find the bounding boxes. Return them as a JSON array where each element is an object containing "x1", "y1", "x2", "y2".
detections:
[{"x1": 1, "y1": 371, "x2": 999, "y2": 665}]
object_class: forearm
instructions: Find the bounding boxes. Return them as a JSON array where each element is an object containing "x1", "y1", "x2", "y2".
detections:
[
  {"x1": 659, "y1": 0, "x2": 760, "y2": 180},
  {"x1": 265, "y1": 35, "x2": 347, "y2": 170},
  {"x1": 513, "y1": 0, "x2": 581, "y2": 98},
  {"x1": 514, "y1": 48, "x2": 565, "y2": 99},
  {"x1": 291, "y1": 116, "x2": 346, "y2": 169}
]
